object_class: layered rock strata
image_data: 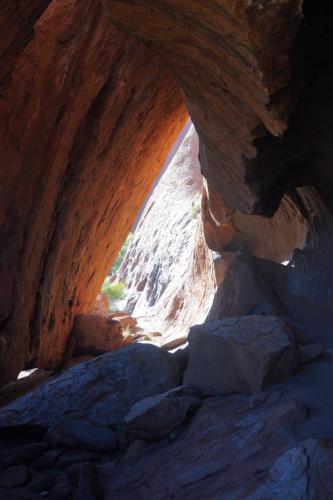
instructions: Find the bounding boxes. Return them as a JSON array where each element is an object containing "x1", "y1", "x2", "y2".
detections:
[{"x1": 0, "y1": 0, "x2": 187, "y2": 383}]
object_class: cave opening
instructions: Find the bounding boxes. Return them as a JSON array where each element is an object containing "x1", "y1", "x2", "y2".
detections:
[
  {"x1": 96, "y1": 120, "x2": 216, "y2": 351},
  {"x1": 2, "y1": 1, "x2": 333, "y2": 496}
]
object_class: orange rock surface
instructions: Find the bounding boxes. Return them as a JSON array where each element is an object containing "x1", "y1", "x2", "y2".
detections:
[{"x1": 0, "y1": 0, "x2": 187, "y2": 383}]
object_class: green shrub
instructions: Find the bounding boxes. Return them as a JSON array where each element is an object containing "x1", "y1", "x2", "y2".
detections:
[
  {"x1": 189, "y1": 197, "x2": 201, "y2": 219},
  {"x1": 102, "y1": 280, "x2": 126, "y2": 301}
]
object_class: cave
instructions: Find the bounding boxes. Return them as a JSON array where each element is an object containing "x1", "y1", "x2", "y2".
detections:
[{"x1": 1, "y1": 0, "x2": 333, "y2": 497}]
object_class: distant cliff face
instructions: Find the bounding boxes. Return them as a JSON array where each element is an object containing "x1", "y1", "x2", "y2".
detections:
[{"x1": 117, "y1": 125, "x2": 216, "y2": 341}]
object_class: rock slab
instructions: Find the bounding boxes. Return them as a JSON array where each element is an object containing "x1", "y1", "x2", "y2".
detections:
[
  {"x1": 125, "y1": 386, "x2": 201, "y2": 440},
  {"x1": 0, "y1": 344, "x2": 180, "y2": 428},
  {"x1": 184, "y1": 315, "x2": 300, "y2": 395}
]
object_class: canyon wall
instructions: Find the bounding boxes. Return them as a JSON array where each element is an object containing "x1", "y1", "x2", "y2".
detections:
[
  {"x1": 0, "y1": 0, "x2": 187, "y2": 383},
  {"x1": 117, "y1": 124, "x2": 216, "y2": 342}
]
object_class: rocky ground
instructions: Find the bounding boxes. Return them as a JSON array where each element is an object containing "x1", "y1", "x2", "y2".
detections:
[{"x1": 0, "y1": 314, "x2": 332, "y2": 499}]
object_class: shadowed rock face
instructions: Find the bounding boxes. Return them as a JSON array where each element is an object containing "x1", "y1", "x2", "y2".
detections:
[
  {"x1": 0, "y1": 0, "x2": 187, "y2": 383},
  {"x1": 103, "y1": 0, "x2": 333, "y2": 260}
]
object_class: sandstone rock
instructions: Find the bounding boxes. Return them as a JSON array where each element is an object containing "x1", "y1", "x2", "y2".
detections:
[
  {"x1": 0, "y1": 465, "x2": 28, "y2": 488},
  {"x1": 47, "y1": 419, "x2": 117, "y2": 452},
  {"x1": 31, "y1": 449, "x2": 63, "y2": 469},
  {"x1": 125, "y1": 386, "x2": 201, "y2": 440},
  {"x1": 73, "y1": 463, "x2": 102, "y2": 500},
  {"x1": 0, "y1": 344, "x2": 181, "y2": 428},
  {"x1": 0, "y1": 369, "x2": 53, "y2": 408},
  {"x1": 101, "y1": 392, "x2": 314, "y2": 498},
  {"x1": 0, "y1": 0, "x2": 186, "y2": 384},
  {"x1": 56, "y1": 450, "x2": 99, "y2": 469},
  {"x1": 246, "y1": 438, "x2": 333, "y2": 499},
  {"x1": 299, "y1": 343, "x2": 322, "y2": 365},
  {"x1": 109, "y1": 312, "x2": 137, "y2": 330},
  {"x1": 103, "y1": 0, "x2": 319, "y2": 267},
  {"x1": 184, "y1": 316, "x2": 300, "y2": 395},
  {"x1": 1, "y1": 442, "x2": 46, "y2": 467},
  {"x1": 91, "y1": 293, "x2": 110, "y2": 318},
  {"x1": 207, "y1": 252, "x2": 284, "y2": 322},
  {"x1": 117, "y1": 124, "x2": 216, "y2": 342},
  {"x1": 69, "y1": 314, "x2": 127, "y2": 357}
]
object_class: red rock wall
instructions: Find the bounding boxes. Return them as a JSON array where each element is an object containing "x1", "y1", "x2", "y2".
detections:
[{"x1": 0, "y1": 0, "x2": 187, "y2": 383}]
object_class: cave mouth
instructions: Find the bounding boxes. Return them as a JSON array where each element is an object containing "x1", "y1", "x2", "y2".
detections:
[{"x1": 96, "y1": 121, "x2": 217, "y2": 349}]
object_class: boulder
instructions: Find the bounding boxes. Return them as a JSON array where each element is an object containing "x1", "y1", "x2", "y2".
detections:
[
  {"x1": 47, "y1": 419, "x2": 118, "y2": 452},
  {"x1": 0, "y1": 465, "x2": 28, "y2": 488},
  {"x1": 207, "y1": 252, "x2": 284, "y2": 322},
  {"x1": 69, "y1": 314, "x2": 129, "y2": 357},
  {"x1": 1, "y1": 442, "x2": 46, "y2": 467},
  {"x1": 184, "y1": 315, "x2": 300, "y2": 395},
  {"x1": 124, "y1": 386, "x2": 201, "y2": 440},
  {"x1": 0, "y1": 344, "x2": 181, "y2": 428},
  {"x1": 109, "y1": 312, "x2": 137, "y2": 330}
]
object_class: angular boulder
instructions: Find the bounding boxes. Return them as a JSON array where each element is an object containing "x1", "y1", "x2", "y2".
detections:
[
  {"x1": 184, "y1": 316, "x2": 300, "y2": 395},
  {"x1": 0, "y1": 344, "x2": 181, "y2": 428},
  {"x1": 68, "y1": 314, "x2": 128, "y2": 357},
  {"x1": 124, "y1": 386, "x2": 201, "y2": 440},
  {"x1": 47, "y1": 420, "x2": 117, "y2": 452}
]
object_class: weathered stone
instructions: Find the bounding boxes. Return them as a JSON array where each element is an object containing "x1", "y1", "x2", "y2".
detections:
[
  {"x1": 125, "y1": 386, "x2": 201, "y2": 440},
  {"x1": 31, "y1": 449, "x2": 63, "y2": 469},
  {"x1": 29, "y1": 472, "x2": 55, "y2": 493},
  {"x1": 56, "y1": 450, "x2": 99, "y2": 469},
  {"x1": 0, "y1": 0, "x2": 186, "y2": 384},
  {"x1": 90, "y1": 293, "x2": 110, "y2": 318},
  {"x1": 1, "y1": 442, "x2": 46, "y2": 466},
  {"x1": 207, "y1": 252, "x2": 284, "y2": 322},
  {"x1": 109, "y1": 313, "x2": 137, "y2": 331},
  {"x1": 0, "y1": 465, "x2": 28, "y2": 488},
  {"x1": 101, "y1": 393, "x2": 313, "y2": 499},
  {"x1": 0, "y1": 369, "x2": 53, "y2": 408},
  {"x1": 0, "y1": 344, "x2": 181, "y2": 428},
  {"x1": 73, "y1": 463, "x2": 102, "y2": 500},
  {"x1": 47, "y1": 420, "x2": 117, "y2": 452},
  {"x1": 117, "y1": 125, "x2": 216, "y2": 343},
  {"x1": 299, "y1": 343, "x2": 322, "y2": 365},
  {"x1": 69, "y1": 314, "x2": 126, "y2": 357},
  {"x1": 184, "y1": 315, "x2": 300, "y2": 395}
]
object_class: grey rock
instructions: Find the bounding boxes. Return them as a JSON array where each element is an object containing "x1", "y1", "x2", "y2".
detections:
[
  {"x1": 248, "y1": 392, "x2": 269, "y2": 409},
  {"x1": 29, "y1": 472, "x2": 55, "y2": 493},
  {"x1": 125, "y1": 386, "x2": 201, "y2": 440},
  {"x1": 73, "y1": 463, "x2": 102, "y2": 500},
  {"x1": 123, "y1": 439, "x2": 147, "y2": 460},
  {"x1": 56, "y1": 449, "x2": 99, "y2": 468},
  {"x1": 0, "y1": 344, "x2": 180, "y2": 428},
  {"x1": 184, "y1": 315, "x2": 300, "y2": 395},
  {"x1": 1, "y1": 442, "x2": 46, "y2": 466},
  {"x1": 47, "y1": 419, "x2": 117, "y2": 452},
  {"x1": 0, "y1": 465, "x2": 28, "y2": 488},
  {"x1": 31, "y1": 448, "x2": 63, "y2": 469},
  {"x1": 172, "y1": 346, "x2": 189, "y2": 374},
  {"x1": 269, "y1": 445, "x2": 308, "y2": 483},
  {"x1": 299, "y1": 342, "x2": 322, "y2": 364},
  {"x1": 102, "y1": 394, "x2": 312, "y2": 499}
]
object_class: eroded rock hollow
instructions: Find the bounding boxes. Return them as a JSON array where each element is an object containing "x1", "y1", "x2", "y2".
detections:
[
  {"x1": 0, "y1": 0, "x2": 332, "y2": 381},
  {"x1": 1, "y1": 1, "x2": 333, "y2": 498}
]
